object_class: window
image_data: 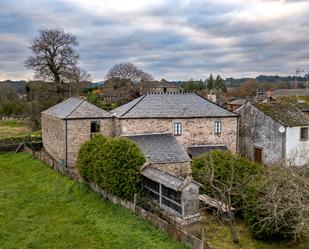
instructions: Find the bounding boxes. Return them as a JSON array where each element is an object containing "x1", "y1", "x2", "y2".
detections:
[
  {"x1": 300, "y1": 127, "x2": 308, "y2": 140},
  {"x1": 90, "y1": 121, "x2": 100, "y2": 137},
  {"x1": 214, "y1": 121, "x2": 222, "y2": 134},
  {"x1": 142, "y1": 177, "x2": 160, "y2": 202},
  {"x1": 142, "y1": 176, "x2": 183, "y2": 214},
  {"x1": 174, "y1": 122, "x2": 182, "y2": 136},
  {"x1": 162, "y1": 185, "x2": 182, "y2": 214}
]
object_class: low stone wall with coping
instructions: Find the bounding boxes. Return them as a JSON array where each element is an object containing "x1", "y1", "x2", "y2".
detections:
[{"x1": 24, "y1": 147, "x2": 208, "y2": 249}]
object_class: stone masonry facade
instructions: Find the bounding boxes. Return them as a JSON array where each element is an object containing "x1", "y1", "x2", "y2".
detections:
[
  {"x1": 42, "y1": 114, "x2": 65, "y2": 164},
  {"x1": 66, "y1": 118, "x2": 114, "y2": 168},
  {"x1": 117, "y1": 117, "x2": 238, "y2": 153}
]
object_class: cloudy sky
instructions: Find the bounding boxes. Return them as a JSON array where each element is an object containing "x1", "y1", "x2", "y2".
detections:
[{"x1": 1, "y1": 0, "x2": 309, "y2": 81}]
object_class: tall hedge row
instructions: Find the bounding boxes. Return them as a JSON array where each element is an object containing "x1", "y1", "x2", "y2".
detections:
[{"x1": 76, "y1": 135, "x2": 145, "y2": 200}]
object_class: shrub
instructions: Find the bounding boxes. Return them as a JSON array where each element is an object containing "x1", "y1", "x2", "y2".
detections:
[
  {"x1": 76, "y1": 135, "x2": 109, "y2": 182},
  {"x1": 243, "y1": 166, "x2": 309, "y2": 241},
  {"x1": 77, "y1": 135, "x2": 145, "y2": 200},
  {"x1": 192, "y1": 150, "x2": 264, "y2": 210}
]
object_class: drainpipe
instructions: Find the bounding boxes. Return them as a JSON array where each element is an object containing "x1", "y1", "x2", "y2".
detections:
[
  {"x1": 65, "y1": 119, "x2": 68, "y2": 167},
  {"x1": 236, "y1": 116, "x2": 240, "y2": 154}
]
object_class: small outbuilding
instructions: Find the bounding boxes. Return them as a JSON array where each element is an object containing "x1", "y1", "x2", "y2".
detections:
[
  {"x1": 125, "y1": 133, "x2": 201, "y2": 220},
  {"x1": 41, "y1": 97, "x2": 113, "y2": 168}
]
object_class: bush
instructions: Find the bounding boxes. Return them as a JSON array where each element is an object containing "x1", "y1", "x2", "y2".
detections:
[
  {"x1": 192, "y1": 150, "x2": 264, "y2": 209},
  {"x1": 192, "y1": 150, "x2": 309, "y2": 242},
  {"x1": 243, "y1": 166, "x2": 309, "y2": 241},
  {"x1": 76, "y1": 135, "x2": 109, "y2": 182},
  {"x1": 77, "y1": 135, "x2": 145, "y2": 200}
]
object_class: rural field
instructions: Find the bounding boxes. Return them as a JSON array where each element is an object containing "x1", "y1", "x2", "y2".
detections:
[
  {"x1": 0, "y1": 120, "x2": 40, "y2": 140},
  {"x1": 0, "y1": 153, "x2": 187, "y2": 249}
]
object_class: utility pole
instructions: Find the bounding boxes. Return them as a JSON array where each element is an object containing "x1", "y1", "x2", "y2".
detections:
[{"x1": 295, "y1": 69, "x2": 304, "y2": 89}]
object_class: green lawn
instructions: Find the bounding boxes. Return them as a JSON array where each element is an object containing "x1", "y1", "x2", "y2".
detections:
[
  {"x1": 0, "y1": 120, "x2": 40, "y2": 140},
  {"x1": 0, "y1": 153, "x2": 187, "y2": 249}
]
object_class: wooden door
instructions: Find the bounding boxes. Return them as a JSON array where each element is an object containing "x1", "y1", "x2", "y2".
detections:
[{"x1": 254, "y1": 148, "x2": 262, "y2": 163}]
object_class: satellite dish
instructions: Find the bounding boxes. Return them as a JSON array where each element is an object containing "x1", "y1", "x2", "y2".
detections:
[{"x1": 279, "y1": 126, "x2": 286, "y2": 133}]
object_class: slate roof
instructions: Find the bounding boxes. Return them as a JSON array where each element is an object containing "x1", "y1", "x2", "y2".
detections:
[
  {"x1": 112, "y1": 93, "x2": 237, "y2": 118},
  {"x1": 188, "y1": 145, "x2": 228, "y2": 158},
  {"x1": 252, "y1": 102, "x2": 309, "y2": 127},
  {"x1": 141, "y1": 166, "x2": 187, "y2": 190},
  {"x1": 124, "y1": 133, "x2": 191, "y2": 164},
  {"x1": 272, "y1": 89, "x2": 309, "y2": 96},
  {"x1": 228, "y1": 99, "x2": 247, "y2": 106},
  {"x1": 42, "y1": 97, "x2": 112, "y2": 119}
]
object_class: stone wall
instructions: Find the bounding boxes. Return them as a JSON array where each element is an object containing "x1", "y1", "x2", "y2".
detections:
[
  {"x1": 183, "y1": 182, "x2": 200, "y2": 219},
  {"x1": 118, "y1": 117, "x2": 238, "y2": 152},
  {"x1": 66, "y1": 118, "x2": 114, "y2": 167},
  {"x1": 42, "y1": 114, "x2": 65, "y2": 164},
  {"x1": 236, "y1": 103, "x2": 285, "y2": 165}
]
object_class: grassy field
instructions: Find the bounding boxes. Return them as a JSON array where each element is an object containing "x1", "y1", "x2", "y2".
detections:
[
  {"x1": 0, "y1": 153, "x2": 187, "y2": 249},
  {"x1": 0, "y1": 120, "x2": 40, "y2": 140},
  {"x1": 203, "y1": 213, "x2": 309, "y2": 249}
]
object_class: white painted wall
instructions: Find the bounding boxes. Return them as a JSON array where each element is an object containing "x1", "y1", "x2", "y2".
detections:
[{"x1": 285, "y1": 127, "x2": 309, "y2": 166}]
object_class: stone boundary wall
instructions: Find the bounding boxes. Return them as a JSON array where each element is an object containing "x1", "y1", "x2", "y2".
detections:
[
  {"x1": 0, "y1": 144, "x2": 20, "y2": 152},
  {"x1": 24, "y1": 147, "x2": 207, "y2": 249}
]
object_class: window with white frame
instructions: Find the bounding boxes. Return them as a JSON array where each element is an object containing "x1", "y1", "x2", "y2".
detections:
[
  {"x1": 90, "y1": 121, "x2": 100, "y2": 137},
  {"x1": 214, "y1": 121, "x2": 222, "y2": 134},
  {"x1": 174, "y1": 122, "x2": 182, "y2": 136}
]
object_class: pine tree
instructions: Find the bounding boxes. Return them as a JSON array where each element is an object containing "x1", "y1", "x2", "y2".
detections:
[
  {"x1": 207, "y1": 74, "x2": 214, "y2": 90},
  {"x1": 215, "y1": 75, "x2": 227, "y2": 93}
]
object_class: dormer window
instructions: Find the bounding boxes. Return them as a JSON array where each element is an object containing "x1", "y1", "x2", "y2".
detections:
[
  {"x1": 174, "y1": 122, "x2": 182, "y2": 136},
  {"x1": 300, "y1": 127, "x2": 308, "y2": 140},
  {"x1": 90, "y1": 121, "x2": 100, "y2": 137},
  {"x1": 214, "y1": 121, "x2": 222, "y2": 134}
]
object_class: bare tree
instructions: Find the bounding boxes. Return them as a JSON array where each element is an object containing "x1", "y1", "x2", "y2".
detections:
[
  {"x1": 63, "y1": 66, "x2": 91, "y2": 83},
  {"x1": 25, "y1": 28, "x2": 89, "y2": 99},
  {"x1": 106, "y1": 62, "x2": 153, "y2": 82},
  {"x1": 198, "y1": 155, "x2": 240, "y2": 243},
  {"x1": 247, "y1": 165, "x2": 309, "y2": 241}
]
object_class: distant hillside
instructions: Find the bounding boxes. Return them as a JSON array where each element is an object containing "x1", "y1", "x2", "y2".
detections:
[
  {"x1": 0, "y1": 80, "x2": 27, "y2": 94},
  {"x1": 226, "y1": 75, "x2": 308, "y2": 87}
]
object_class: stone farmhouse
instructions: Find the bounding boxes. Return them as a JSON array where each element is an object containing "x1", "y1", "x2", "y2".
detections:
[
  {"x1": 236, "y1": 102, "x2": 309, "y2": 166},
  {"x1": 140, "y1": 80, "x2": 180, "y2": 94},
  {"x1": 42, "y1": 92, "x2": 238, "y2": 220}
]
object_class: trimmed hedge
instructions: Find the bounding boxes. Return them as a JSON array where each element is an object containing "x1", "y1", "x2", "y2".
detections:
[{"x1": 77, "y1": 135, "x2": 145, "y2": 200}]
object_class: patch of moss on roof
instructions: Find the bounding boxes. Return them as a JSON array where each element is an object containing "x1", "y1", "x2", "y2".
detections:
[{"x1": 252, "y1": 102, "x2": 309, "y2": 127}]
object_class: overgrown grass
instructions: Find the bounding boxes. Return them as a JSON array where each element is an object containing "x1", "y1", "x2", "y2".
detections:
[
  {"x1": 0, "y1": 153, "x2": 187, "y2": 249},
  {"x1": 0, "y1": 120, "x2": 40, "y2": 140},
  {"x1": 203, "y1": 213, "x2": 309, "y2": 249}
]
